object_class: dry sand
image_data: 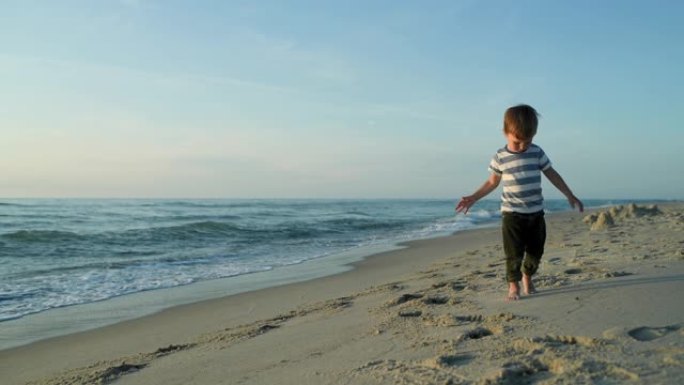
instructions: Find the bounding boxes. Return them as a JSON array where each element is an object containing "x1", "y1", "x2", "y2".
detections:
[{"x1": 1, "y1": 203, "x2": 683, "y2": 385}]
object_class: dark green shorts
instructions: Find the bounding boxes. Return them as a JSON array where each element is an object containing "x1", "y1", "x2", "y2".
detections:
[{"x1": 502, "y1": 211, "x2": 546, "y2": 282}]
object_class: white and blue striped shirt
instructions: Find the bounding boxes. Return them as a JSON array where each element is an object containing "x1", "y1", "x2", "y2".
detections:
[{"x1": 488, "y1": 144, "x2": 551, "y2": 214}]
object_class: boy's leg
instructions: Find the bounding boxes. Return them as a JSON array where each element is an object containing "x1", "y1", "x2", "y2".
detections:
[
  {"x1": 507, "y1": 281, "x2": 520, "y2": 301},
  {"x1": 502, "y1": 214, "x2": 525, "y2": 300},
  {"x1": 522, "y1": 214, "x2": 546, "y2": 295},
  {"x1": 522, "y1": 274, "x2": 536, "y2": 295}
]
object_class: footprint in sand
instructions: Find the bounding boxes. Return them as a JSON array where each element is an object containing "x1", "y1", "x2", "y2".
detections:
[
  {"x1": 603, "y1": 271, "x2": 633, "y2": 278},
  {"x1": 451, "y1": 284, "x2": 466, "y2": 292},
  {"x1": 461, "y1": 327, "x2": 494, "y2": 340},
  {"x1": 394, "y1": 293, "x2": 424, "y2": 305},
  {"x1": 423, "y1": 295, "x2": 450, "y2": 305},
  {"x1": 532, "y1": 335, "x2": 603, "y2": 347},
  {"x1": 422, "y1": 353, "x2": 474, "y2": 369},
  {"x1": 398, "y1": 309, "x2": 423, "y2": 317},
  {"x1": 564, "y1": 268, "x2": 582, "y2": 275},
  {"x1": 627, "y1": 324, "x2": 681, "y2": 341}
]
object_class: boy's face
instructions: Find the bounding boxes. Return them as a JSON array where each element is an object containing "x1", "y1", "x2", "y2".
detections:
[{"x1": 505, "y1": 132, "x2": 532, "y2": 153}]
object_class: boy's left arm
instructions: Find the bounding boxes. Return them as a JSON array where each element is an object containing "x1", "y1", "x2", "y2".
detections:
[{"x1": 543, "y1": 167, "x2": 584, "y2": 212}]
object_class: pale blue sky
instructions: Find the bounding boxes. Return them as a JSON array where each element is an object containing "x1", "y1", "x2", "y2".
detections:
[{"x1": 1, "y1": 0, "x2": 682, "y2": 199}]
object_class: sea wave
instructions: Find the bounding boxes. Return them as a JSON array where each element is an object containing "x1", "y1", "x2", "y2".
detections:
[
  {"x1": 321, "y1": 217, "x2": 413, "y2": 231},
  {"x1": 1, "y1": 230, "x2": 84, "y2": 243}
]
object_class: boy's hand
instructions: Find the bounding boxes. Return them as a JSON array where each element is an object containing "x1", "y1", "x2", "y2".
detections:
[
  {"x1": 568, "y1": 195, "x2": 584, "y2": 212},
  {"x1": 456, "y1": 196, "x2": 476, "y2": 214},
  {"x1": 457, "y1": 175, "x2": 500, "y2": 215}
]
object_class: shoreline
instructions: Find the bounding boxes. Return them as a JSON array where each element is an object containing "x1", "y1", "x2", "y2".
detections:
[
  {"x1": 0, "y1": 225, "x2": 506, "y2": 384},
  {"x1": 0, "y1": 198, "x2": 506, "y2": 350},
  {"x1": 0, "y1": 201, "x2": 630, "y2": 351},
  {"x1": 0, "y1": 198, "x2": 668, "y2": 344},
  {"x1": 1, "y1": 202, "x2": 682, "y2": 384},
  {"x1": 0, "y1": 222, "x2": 505, "y2": 352},
  {"x1": 0, "y1": 241, "x2": 407, "y2": 351}
]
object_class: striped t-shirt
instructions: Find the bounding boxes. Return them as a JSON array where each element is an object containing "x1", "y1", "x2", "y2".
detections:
[{"x1": 488, "y1": 144, "x2": 551, "y2": 214}]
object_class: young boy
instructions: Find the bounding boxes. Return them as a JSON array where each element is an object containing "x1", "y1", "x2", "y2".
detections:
[{"x1": 456, "y1": 104, "x2": 583, "y2": 301}]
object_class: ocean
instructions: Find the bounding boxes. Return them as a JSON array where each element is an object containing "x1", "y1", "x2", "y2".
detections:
[{"x1": 0, "y1": 198, "x2": 634, "y2": 347}]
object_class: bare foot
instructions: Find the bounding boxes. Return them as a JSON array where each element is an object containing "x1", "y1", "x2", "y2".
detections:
[
  {"x1": 506, "y1": 282, "x2": 520, "y2": 301},
  {"x1": 522, "y1": 274, "x2": 537, "y2": 295}
]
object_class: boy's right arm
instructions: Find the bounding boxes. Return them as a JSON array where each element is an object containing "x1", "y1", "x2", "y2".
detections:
[{"x1": 456, "y1": 173, "x2": 501, "y2": 214}]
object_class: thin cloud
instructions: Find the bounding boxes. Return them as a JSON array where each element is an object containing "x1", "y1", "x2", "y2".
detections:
[{"x1": 0, "y1": 53, "x2": 297, "y2": 95}]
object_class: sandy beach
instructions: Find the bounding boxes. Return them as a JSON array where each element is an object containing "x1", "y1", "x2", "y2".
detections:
[{"x1": 1, "y1": 202, "x2": 683, "y2": 384}]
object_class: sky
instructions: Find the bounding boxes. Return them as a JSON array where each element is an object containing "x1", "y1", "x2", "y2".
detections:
[{"x1": 1, "y1": 0, "x2": 682, "y2": 199}]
